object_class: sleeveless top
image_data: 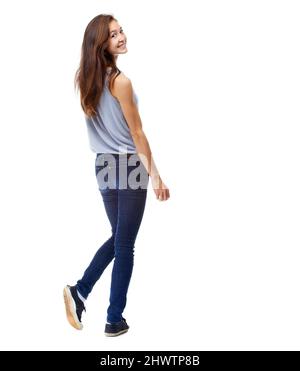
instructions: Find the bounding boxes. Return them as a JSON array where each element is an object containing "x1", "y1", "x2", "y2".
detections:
[{"x1": 84, "y1": 71, "x2": 138, "y2": 154}]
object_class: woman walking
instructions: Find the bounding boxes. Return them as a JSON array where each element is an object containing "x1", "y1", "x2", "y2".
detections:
[{"x1": 63, "y1": 14, "x2": 170, "y2": 337}]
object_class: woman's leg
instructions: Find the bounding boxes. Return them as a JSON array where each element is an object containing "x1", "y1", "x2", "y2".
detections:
[
  {"x1": 76, "y1": 189, "x2": 118, "y2": 299},
  {"x1": 107, "y1": 188, "x2": 148, "y2": 323}
]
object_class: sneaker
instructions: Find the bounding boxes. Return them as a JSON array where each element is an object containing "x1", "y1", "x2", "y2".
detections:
[
  {"x1": 63, "y1": 285, "x2": 86, "y2": 330},
  {"x1": 104, "y1": 317, "x2": 129, "y2": 337}
]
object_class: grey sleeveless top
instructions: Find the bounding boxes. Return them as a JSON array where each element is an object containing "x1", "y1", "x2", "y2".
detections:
[{"x1": 84, "y1": 71, "x2": 138, "y2": 154}]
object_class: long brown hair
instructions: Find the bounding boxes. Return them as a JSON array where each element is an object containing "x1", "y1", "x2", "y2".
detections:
[{"x1": 74, "y1": 14, "x2": 121, "y2": 118}]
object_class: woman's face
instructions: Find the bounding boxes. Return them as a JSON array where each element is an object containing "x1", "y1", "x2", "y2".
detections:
[{"x1": 107, "y1": 20, "x2": 127, "y2": 56}]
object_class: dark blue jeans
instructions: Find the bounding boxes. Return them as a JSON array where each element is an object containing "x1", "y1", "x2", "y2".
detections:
[{"x1": 76, "y1": 153, "x2": 149, "y2": 323}]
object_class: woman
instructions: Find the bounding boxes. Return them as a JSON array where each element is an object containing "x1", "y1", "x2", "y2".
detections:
[{"x1": 63, "y1": 14, "x2": 170, "y2": 337}]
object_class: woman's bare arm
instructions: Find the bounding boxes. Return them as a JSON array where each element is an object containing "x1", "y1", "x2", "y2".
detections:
[{"x1": 111, "y1": 73, "x2": 170, "y2": 200}]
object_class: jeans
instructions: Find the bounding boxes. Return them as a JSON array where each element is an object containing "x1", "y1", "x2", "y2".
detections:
[{"x1": 76, "y1": 153, "x2": 149, "y2": 323}]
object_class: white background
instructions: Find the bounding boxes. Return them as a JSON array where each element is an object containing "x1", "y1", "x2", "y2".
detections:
[{"x1": 0, "y1": 0, "x2": 299, "y2": 350}]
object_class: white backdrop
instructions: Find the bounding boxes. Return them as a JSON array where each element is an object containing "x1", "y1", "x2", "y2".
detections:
[{"x1": 0, "y1": 0, "x2": 299, "y2": 350}]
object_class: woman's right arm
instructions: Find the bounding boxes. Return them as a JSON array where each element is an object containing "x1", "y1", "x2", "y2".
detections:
[{"x1": 112, "y1": 73, "x2": 170, "y2": 201}]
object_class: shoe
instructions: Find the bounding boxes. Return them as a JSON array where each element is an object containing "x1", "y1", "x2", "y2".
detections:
[
  {"x1": 63, "y1": 285, "x2": 86, "y2": 330},
  {"x1": 104, "y1": 317, "x2": 129, "y2": 337}
]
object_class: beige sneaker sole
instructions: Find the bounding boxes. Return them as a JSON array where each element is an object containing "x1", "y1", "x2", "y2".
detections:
[
  {"x1": 63, "y1": 286, "x2": 83, "y2": 330},
  {"x1": 105, "y1": 329, "x2": 129, "y2": 337}
]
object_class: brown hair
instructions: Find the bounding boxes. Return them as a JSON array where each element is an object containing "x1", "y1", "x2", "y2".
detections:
[{"x1": 74, "y1": 14, "x2": 121, "y2": 118}]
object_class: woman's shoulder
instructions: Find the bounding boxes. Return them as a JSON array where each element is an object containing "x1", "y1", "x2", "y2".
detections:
[
  {"x1": 114, "y1": 70, "x2": 131, "y2": 86},
  {"x1": 111, "y1": 71, "x2": 134, "y2": 98}
]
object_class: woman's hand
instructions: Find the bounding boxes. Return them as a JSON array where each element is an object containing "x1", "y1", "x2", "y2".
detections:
[{"x1": 151, "y1": 175, "x2": 170, "y2": 201}]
